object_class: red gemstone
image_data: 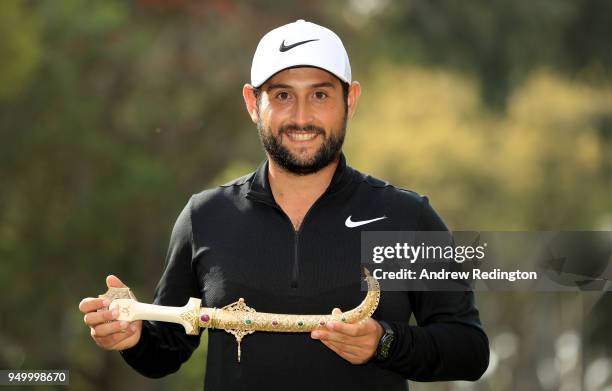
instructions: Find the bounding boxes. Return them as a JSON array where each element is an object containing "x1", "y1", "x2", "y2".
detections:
[
  {"x1": 320, "y1": 321, "x2": 326, "y2": 326},
  {"x1": 272, "y1": 320, "x2": 278, "y2": 326},
  {"x1": 200, "y1": 314, "x2": 210, "y2": 322}
]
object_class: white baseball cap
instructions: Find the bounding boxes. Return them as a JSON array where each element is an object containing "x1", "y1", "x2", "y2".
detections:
[{"x1": 250, "y1": 19, "x2": 352, "y2": 88}]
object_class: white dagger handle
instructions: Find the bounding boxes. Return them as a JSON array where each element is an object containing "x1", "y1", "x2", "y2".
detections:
[{"x1": 109, "y1": 297, "x2": 202, "y2": 335}]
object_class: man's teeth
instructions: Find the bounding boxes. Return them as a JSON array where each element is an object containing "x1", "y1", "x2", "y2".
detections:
[{"x1": 287, "y1": 132, "x2": 318, "y2": 141}]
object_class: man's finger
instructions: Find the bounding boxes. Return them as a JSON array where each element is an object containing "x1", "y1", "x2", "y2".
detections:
[
  {"x1": 326, "y1": 320, "x2": 367, "y2": 337},
  {"x1": 321, "y1": 339, "x2": 359, "y2": 358},
  {"x1": 106, "y1": 275, "x2": 127, "y2": 289},
  {"x1": 92, "y1": 320, "x2": 131, "y2": 338},
  {"x1": 317, "y1": 329, "x2": 368, "y2": 348},
  {"x1": 84, "y1": 309, "x2": 118, "y2": 327},
  {"x1": 94, "y1": 327, "x2": 136, "y2": 349},
  {"x1": 79, "y1": 298, "x2": 109, "y2": 314}
]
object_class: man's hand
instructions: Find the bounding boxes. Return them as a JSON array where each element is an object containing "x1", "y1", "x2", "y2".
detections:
[
  {"x1": 310, "y1": 308, "x2": 384, "y2": 364},
  {"x1": 79, "y1": 275, "x2": 142, "y2": 351}
]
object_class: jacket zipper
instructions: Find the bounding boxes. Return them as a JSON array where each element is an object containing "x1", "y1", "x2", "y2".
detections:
[
  {"x1": 289, "y1": 201, "x2": 322, "y2": 289},
  {"x1": 291, "y1": 230, "x2": 299, "y2": 288},
  {"x1": 248, "y1": 194, "x2": 327, "y2": 289}
]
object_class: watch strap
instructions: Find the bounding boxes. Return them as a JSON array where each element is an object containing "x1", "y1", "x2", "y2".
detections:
[{"x1": 375, "y1": 320, "x2": 395, "y2": 361}]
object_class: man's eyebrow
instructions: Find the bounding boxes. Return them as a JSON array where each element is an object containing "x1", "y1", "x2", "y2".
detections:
[
  {"x1": 310, "y1": 82, "x2": 336, "y2": 89},
  {"x1": 265, "y1": 83, "x2": 293, "y2": 92},
  {"x1": 265, "y1": 81, "x2": 337, "y2": 92}
]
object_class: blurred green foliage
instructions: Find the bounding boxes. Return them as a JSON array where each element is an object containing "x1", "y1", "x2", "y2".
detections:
[{"x1": 1, "y1": 0, "x2": 610, "y2": 390}]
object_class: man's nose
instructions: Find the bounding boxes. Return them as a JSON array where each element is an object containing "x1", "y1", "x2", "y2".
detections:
[{"x1": 292, "y1": 99, "x2": 314, "y2": 125}]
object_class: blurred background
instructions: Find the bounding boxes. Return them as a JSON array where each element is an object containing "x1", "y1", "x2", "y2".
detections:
[{"x1": 1, "y1": 0, "x2": 611, "y2": 390}]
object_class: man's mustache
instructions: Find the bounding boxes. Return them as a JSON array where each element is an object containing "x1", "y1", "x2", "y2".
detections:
[{"x1": 279, "y1": 124, "x2": 325, "y2": 135}]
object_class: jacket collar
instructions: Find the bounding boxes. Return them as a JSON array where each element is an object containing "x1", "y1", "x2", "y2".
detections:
[{"x1": 246, "y1": 153, "x2": 354, "y2": 204}]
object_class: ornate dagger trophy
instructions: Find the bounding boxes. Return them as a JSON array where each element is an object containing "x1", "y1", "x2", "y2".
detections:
[{"x1": 99, "y1": 268, "x2": 381, "y2": 362}]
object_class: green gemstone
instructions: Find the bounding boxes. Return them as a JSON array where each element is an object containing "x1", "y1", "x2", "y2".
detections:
[
  {"x1": 245, "y1": 319, "x2": 252, "y2": 325},
  {"x1": 341, "y1": 317, "x2": 347, "y2": 322},
  {"x1": 297, "y1": 321, "x2": 304, "y2": 327}
]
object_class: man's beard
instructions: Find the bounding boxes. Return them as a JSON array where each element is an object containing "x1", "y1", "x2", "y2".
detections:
[{"x1": 257, "y1": 119, "x2": 346, "y2": 176}]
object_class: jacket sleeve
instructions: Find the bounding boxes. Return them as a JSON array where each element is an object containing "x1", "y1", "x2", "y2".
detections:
[
  {"x1": 375, "y1": 196, "x2": 490, "y2": 381},
  {"x1": 119, "y1": 197, "x2": 202, "y2": 378}
]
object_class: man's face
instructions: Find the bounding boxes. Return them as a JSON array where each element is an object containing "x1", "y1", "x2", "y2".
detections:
[{"x1": 254, "y1": 67, "x2": 347, "y2": 175}]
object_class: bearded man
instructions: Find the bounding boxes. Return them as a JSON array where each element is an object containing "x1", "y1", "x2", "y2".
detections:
[{"x1": 80, "y1": 19, "x2": 489, "y2": 391}]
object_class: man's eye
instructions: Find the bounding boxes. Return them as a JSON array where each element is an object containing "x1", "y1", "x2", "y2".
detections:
[
  {"x1": 276, "y1": 92, "x2": 290, "y2": 101},
  {"x1": 314, "y1": 91, "x2": 328, "y2": 99}
]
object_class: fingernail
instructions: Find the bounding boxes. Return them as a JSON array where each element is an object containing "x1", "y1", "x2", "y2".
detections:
[
  {"x1": 312, "y1": 332, "x2": 320, "y2": 339},
  {"x1": 102, "y1": 300, "x2": 110, "y2": 307},
  {"x1": 327, "y1": 322, "x2": 334, "y2": 330},
  {"x1": 120, "y1": 321, "x2": 128, "y2": 329},
  {"x1": 112, "y1": 309, "x2": 119, "y2": 318},
  {"x1": 130, "y1": 325, "x2": 137, "y2": 332}
]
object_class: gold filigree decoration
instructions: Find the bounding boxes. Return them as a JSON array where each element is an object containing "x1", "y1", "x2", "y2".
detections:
[
  {"x1": 179, "y1": 306, "x2": 201, "y2": 335},
  {"x1": 221, "y1": 298, "x2": 256, "y2": 362},
  {"x1": 98, "y1": 287, "x2": 133, "y2": 302}
]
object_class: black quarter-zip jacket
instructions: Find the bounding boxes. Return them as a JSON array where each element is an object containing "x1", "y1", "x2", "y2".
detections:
[{"x1": 120, "y1": 154, "x2": 490, "y2": 390}]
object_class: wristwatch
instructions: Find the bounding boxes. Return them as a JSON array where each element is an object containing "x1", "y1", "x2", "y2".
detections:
[{"x1": 374, "y1": 320, "x2": 395, "y2": 361}]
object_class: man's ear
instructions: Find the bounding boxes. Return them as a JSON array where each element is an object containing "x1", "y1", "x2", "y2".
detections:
[
  {"x1": 243, "y1": 84, "x2": 260, "y2": 123},
  {"x1": 347, "y1": 81, "x2": 361, "y2": 120}
]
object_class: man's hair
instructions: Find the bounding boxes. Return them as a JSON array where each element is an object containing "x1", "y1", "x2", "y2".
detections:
[{"x1": 252, "y1": 78, "x2": 350, "y2": 117}]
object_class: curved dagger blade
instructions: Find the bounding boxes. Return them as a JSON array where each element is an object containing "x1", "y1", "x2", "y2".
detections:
[{"x1": 99, "y1": 268, "x2": 381, "y2": 362}]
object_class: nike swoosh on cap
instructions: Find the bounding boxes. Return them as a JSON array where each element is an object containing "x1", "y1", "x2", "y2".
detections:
[
  {"x1": 279, "y1": 39, "x2": 319, "y2": 52},
  {"x1": 345, "y1": 215, "x2": 387, "y2": 228}
]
